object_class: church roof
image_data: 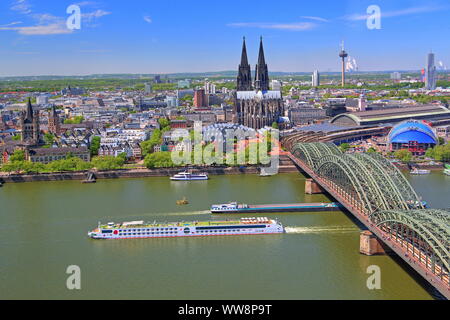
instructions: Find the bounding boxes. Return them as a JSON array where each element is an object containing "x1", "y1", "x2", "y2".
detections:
[{"x1": 236, "y1": 90, "x2": 282, "y2": 100}]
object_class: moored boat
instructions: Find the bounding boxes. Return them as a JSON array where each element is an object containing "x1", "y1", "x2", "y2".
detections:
[
  {"x1": 410, "y1": 168, "x2": 431, "y2": 175},
  {"x1": 170, "y1": 171, "x2": 209, "y2": 181},
  {"x1": 88, "y1": 217, "x2": 284, "y2": 240}
]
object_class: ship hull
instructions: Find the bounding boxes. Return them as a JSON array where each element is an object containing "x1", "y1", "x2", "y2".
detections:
[
  {"x1": 88, "y1": 221, "x2": 284, "y2": 240},
  {"x1": 211, "y1": 203, "x2": 342, "y2": 214}
]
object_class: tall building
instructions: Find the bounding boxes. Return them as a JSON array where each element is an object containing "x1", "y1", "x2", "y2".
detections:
[
  {"x1": 233, "y1": 37, "x2": 284, "y2": 129},
  {"x1": 390, "y1": 72, "x2": 401, "y2": 81},
  {"x1": 271, "y1": 80, "x2": 282, "y2": 91},
  {"x1": 144, "y1": 83, "x2": 153, "y2": 94},
  {"x1": 426, "y1": 52, "x2": 437, "y2": 90},
  {"x1": 193, "y1": 89, "x2": 208, "y2": 109},
  {"x1": 312, "y1": 70, "x2": 320, "y2": 87},
  {"x1": 20, "y1": 98, "x2": 40, "y2": 145},
  {"x1": 204, "y1": 81, "x2": 216, "y2": 94},
  {"x1": 48, "y1": 105, "x2": 60, "y2": 135}
]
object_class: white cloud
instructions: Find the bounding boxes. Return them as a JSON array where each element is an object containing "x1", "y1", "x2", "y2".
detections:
[
  {"x1": 0, "y1": 23, "x2": 73, "y2": 35},
  {"x1": 11, "y1": 0, "x2": 32, "y2": 15},
  {"x1": 82, "y1": 9, "x2": 112, "y2": 21},
  {"x1": 344, "y1": 6, "x2": 445, "y2": 21},
  {"x1": 227, "y1": 22, "x2": 317, "y2": 31},
  {"x1": 300, "y1": 16, "x2": 329, "y2": 22},
  {"x1": 144, "y1": 16, "x2": 152, "y2": 24},
  {"x1": 0, "y1": 21, "x2": 23, "y2": 27}
]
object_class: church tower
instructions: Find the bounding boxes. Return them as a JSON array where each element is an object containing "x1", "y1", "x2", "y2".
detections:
[
  {"x1": 20, "y1": 98, "x2": 40, "y2": 145},
  {"x1": 48, "y1": 105, "x2": 60, "y2": 135},
  {"x1": 236, "y1": 37, "x2": 252, "y2": 91},
  {"x1": 254, "y1": 37, "x2": 270, "y2": 91}
]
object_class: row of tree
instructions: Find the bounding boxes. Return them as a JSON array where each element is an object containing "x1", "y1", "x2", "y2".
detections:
[{"x1": 0, "y1": 150, "x2": 126, "y2": 174}]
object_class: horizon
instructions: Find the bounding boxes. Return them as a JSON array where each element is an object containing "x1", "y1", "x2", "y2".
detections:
[{"x1": 0, "y1": 0, "x2": 449, "y2": 77}]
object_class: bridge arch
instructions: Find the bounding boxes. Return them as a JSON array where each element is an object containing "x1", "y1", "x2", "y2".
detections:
[{"x1": 370, "y1": 209, "x2": 450, "y2": 278}]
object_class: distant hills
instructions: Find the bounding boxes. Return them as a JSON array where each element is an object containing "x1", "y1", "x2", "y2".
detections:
[{"x1": 0, "y1": 70, "x2": 448, "y2": 81}]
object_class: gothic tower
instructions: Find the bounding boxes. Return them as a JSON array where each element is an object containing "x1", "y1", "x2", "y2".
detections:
[
  {"x1": 236, "y1": 37, "x2": 252, "y2": 91},
  {"x1": 20, "y1": 98, "x2": 40, "y2": 145},
  {"x1": 48, "y1": 105, "x2": 60, "y2": 135},
  {"x1": 254, "y1": 37, "x2": 270, "y2": 91}
]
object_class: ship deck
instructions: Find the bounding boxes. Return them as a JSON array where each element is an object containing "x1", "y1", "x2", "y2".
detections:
[{"x1": 100, "y1": 219, "x2": 270, "y2": 230}]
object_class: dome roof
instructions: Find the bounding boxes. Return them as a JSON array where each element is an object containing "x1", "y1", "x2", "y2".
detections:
[{"x1": 388, "y1": 120, "x2": 438, "y2": 144}]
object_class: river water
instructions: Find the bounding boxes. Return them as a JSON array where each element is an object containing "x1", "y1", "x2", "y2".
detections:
[{"x1": 0, "y1": 172, "x2": 448, "y2": 300}]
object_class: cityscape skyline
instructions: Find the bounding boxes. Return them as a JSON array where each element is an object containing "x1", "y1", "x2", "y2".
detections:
[{"x1": 0, "y1": 0, "x2": 449, "y2": 76}]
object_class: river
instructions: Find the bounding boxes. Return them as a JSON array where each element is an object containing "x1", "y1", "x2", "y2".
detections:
[{"x1": 0, "y1": 171, "x2": 448, "y2": 299}]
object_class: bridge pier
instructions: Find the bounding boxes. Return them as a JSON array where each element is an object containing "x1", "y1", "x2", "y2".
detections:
[
  {"x1": 305, "y1": 179, "x2": 324, "y2": 194},
  {"x1": 360, "y1": 231, "x2": 390, "y2": 256}
]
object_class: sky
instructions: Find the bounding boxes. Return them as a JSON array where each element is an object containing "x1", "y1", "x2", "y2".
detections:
[{"x1": 0, "y1": 0, "x2": 449, "y2": 76}]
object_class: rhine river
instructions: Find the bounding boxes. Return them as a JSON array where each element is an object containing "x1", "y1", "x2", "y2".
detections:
[{"x1": 0, "y1": 171, "x2": 448, "y2": 300}]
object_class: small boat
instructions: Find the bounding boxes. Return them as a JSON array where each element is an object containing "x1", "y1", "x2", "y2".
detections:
[
  {"x1": 176, "y1": 197, "x2": 189, "y2": 205},
  {"x1": 170, "y1": 171, "x2": 209, "y2": 181},
  {"x1": 410, "y1": 168, "x2": 431, "y2": 175},
  {"x1": 444, "y1": 169, "x2": 450, "y2": 176}
]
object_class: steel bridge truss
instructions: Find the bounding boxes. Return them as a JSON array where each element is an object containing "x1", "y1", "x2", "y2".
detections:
[
  {"x1": 290, "y1": 142, "x2": 450, "y2": 287},
  {"x1": 292, "y1": 143, "x2": 425, "y2": 216},
  {"x1": 370, "y1": 209, "x2": 450, "y2": 282}
]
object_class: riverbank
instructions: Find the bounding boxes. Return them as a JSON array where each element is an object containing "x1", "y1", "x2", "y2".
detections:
[{"x1": 0, "y1": 164, "x2": 299, "y2": 183}]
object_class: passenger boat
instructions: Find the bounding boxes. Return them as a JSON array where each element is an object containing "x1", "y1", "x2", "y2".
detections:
[
  {"x1": 410, "y1": 168, "x2": 431, "y2": 175},
  {"x1": 87, "y1": 217, "x2": 284, "y2": 240},
  {"x1": 170, "y1": 171, "x2": 209, "y2": 181}
]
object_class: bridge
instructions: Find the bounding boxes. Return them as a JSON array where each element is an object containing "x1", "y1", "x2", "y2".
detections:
[{"x1": 284, "y1": 141, "x2": 449, "y2": 299}]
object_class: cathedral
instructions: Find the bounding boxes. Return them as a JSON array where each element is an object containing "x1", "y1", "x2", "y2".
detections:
[{"x1": 233, "y1": 37, "x2": 284, "y2": 130}]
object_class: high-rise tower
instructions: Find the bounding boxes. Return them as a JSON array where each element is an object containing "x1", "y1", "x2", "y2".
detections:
[
  {"x1": 254, "y1": 37, "x2": 270, "y2": 91},
  {"x1": 237, "y1": 37, "x2": 252, "y2": 91},
  {"x1": 339, "y1": 41, "x2": 348, "y2": 87},
  {"x1": 426, "y1": 52, "x2": 437, "y2": 90}
]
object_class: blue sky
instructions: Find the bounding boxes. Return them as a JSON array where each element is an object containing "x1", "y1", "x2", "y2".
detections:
[{"x1": 0, "y1": 0, "x2": 449, "y2": 76}]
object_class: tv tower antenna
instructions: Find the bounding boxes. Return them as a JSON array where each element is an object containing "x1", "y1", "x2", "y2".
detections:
[{"x1": 339, "y1": 41, "x2": 348, "y2": 87}]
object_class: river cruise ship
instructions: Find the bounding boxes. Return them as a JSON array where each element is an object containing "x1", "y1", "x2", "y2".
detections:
[
  {"x1": 170, "y1": 171, "x2": 209, "y2": 181},
  {"x1": 88, "y1": 218, "x2": 284, "y2": 240}
]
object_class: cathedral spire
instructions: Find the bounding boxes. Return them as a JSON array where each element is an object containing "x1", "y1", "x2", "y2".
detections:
[
  {"x1": 25, "y1": 98, "x2": 34, "y2": 123},
  {"x1": 255, "y1": 37, "x2": 269, "y2": 91},
  {"x1": 237, "y1": 37, "x2": 252, "y2": 91}
]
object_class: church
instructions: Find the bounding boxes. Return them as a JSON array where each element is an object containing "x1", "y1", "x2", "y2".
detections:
[{"x1": 233, "y1": 37, "x2": 284, "y2": 130}]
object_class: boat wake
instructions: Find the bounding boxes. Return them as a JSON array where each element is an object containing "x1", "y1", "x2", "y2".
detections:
[
  {"x1": 147, "y1": 210, "x2": 211, "y2": 217},
  {"x1": 285, "y1": 226, "x2": 360, "y2": 234}
]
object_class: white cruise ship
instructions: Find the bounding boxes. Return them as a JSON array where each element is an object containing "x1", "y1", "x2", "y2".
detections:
[
  {"x1": 170, "y1": 171, "x2": 209, "y2": 181},
  {"x1": 88, "y1": 218, "x2": 284, "y2": 240}
]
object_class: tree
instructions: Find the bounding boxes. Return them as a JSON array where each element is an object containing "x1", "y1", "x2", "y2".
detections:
[
  {"x1": 339, "y1": 143, "x2": 350, "y2": 153},
  {"x1": 44, "y1": 132, "x2": 55, "y2": 147},
  {"x1": 271, "y1": 122, "x2": 279, "y2": 129},
  {"x1": 90, "y1": 136, "x2": 101, "y2": 156},
  {"x1": 367, "y1": 147, "x2": 377, "y2": 153},
  {"x1": 9, "y1": 149, "x2": 25, "y2": 162},
  {"x1": 141, "y1": 128, "x2": 163, "y2": 156},
  {"x1": 144, "y1": 152, "x2": 175, "y2": 169},
  {"x1": 394, "y1": 149, "x2": 413, "y2": 163}
]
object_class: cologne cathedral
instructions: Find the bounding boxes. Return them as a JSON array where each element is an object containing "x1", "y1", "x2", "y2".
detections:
[{"x1": 233, "y1": 37, "x2": 284, "y2": 130}]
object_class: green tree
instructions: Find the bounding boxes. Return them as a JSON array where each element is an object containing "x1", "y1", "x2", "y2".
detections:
[
  {"x1": 271, "y1": 122, "x2": 279, "y2": 129},
  {"x1": 339, "y1": 143, "x2": 350, "y2": 153},
  {"x1": 9, "y1": 149, "x2": 25, "y2": 162},
  {"x1": 90, "y1": 136, "x2": 101, "y2": 156},
  {"x1": 394, "y1": 149, "x2": 413, "y2": 163},
  {"x1": 144, "y1": 152, "x2": 175, "y2": 169}
]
